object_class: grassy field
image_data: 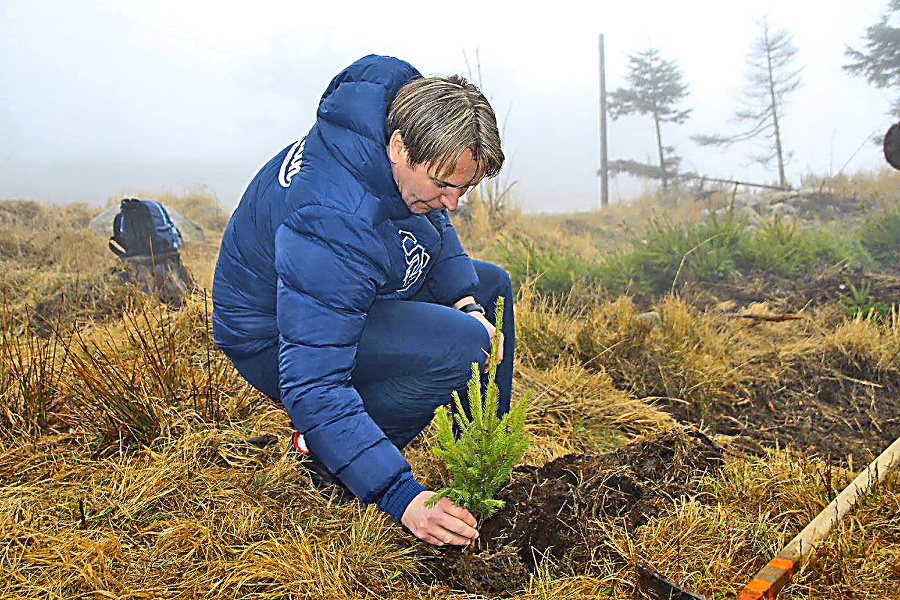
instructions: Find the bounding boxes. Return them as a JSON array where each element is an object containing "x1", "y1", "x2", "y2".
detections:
[{"x1": 2, "y1": 175, "x2": 900, "y2": 598}]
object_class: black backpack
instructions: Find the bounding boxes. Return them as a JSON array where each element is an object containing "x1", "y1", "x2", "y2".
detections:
[{"x1": 109, "y1": 198, "x2": 183, "y2": 258}]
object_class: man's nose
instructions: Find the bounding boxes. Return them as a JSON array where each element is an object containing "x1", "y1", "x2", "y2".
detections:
[{"x1": 440, "y1": 189, "x2": 462, "y2": 211}]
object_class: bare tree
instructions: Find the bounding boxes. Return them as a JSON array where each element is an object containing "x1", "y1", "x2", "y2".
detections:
[
  {"x1": 694, "y1": 18, "x2": 802, "y2": 189},
  {"x1": 608, "y1": 46, "x2": 691, "y2": 192}
]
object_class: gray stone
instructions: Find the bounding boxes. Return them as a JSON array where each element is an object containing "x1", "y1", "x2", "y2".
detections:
[
  {"x1": 732, "y1": 193, "x2": 755, "y2": 208},
  {"x1": 635, "y1": 311, "x2": 662, "y2": 327},
  {"x1": 769, "y1": 202, "x2": 799, "y2": 216},
  {"x1": 765, "y1": 190, "x2": 801, "y2": 204},
  {"x1": 738, "y1": 205, "x2": 760, "y2": 221}
]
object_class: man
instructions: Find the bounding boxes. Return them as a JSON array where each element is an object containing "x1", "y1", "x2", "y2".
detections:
[{"x1": 212, "y1": 55, "x2": 515, "y2": 547}]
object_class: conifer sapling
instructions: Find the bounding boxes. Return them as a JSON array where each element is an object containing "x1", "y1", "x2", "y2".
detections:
[{"x1": 426, "y1": 296, "x2": 529, "y2": 521}]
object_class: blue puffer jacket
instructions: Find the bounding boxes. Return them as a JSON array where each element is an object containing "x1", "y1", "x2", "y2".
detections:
[{"x1": 212, "y1": 55, "x2": 479, "y2": 521}]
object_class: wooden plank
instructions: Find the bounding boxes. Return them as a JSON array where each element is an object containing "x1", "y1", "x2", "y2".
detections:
[{"x1": 737, "y1": 434, "x2": 900, "y2": 599}]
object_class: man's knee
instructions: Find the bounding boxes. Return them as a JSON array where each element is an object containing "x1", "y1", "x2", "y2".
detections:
[{"x1": 448, "y1": 316, "x2": 490, "y2": 385}]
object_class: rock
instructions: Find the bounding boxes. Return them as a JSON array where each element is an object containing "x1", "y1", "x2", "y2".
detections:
[
  {"x1": 765, "y1": 190, "x2": 801, "y2": 204},
  {"x1": 635, "y1": 311, "x2": 662, "y2": 327},
  {"x1": 738, "y1": 205, "x2": 759, "y2": 221},
  {"x1": 119, "y1": 253, "x2": 195, "y2": 306},
  {"x1": 769, "y1": 202, "x2": 798, "y2": 216},
  {"x1": 732, "y1": 193, "x2": 755, "y2": 208}
]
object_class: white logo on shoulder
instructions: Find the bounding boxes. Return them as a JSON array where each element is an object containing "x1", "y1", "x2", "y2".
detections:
[
  {"x1": 278, "y1": 138, "x2": 306, "y2": 188},
  {"x1": 398, "y1": 229, "x2": 430, "y2": 292}
]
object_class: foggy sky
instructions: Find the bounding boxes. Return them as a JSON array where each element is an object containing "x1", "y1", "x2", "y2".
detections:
[{"x1": 1, "y1": 0, "x2": 895, "y2": 213}]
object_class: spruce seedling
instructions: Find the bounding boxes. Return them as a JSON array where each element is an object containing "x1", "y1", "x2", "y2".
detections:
[{"x1": 426, "y1": 296, "x2": 529, "y2": 521}]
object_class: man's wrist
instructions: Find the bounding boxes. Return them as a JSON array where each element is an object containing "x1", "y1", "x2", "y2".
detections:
[
  {"x1": 376, "y1": 473, "x2": 427, "y2": 523},
  {"x1": 458, "y1": 302, "x2": 485, "y2": 315},
  {"x1": 452, "y1": 295, "x2": 477, "y2": 310}
]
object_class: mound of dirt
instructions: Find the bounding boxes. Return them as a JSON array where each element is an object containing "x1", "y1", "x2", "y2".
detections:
[
  {"x1": 27, "y1": 272, "x2": 137, "y2": 335},
  {"x1": 420, "y1": 428, "x2": 723, "y2": 596},
  {"x1": 693, "y1": 353, "x2": 900, "y2": 465},
  {"x1": 685, "y1": 267, "x2": 900, "y2": 315},
  {"x1": 0, "y1": 199, "x2": 93, "y2": 229}
]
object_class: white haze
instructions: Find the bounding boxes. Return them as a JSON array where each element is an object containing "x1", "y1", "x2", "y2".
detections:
[{"x1": 0, "y1": 0, "x2": 894, "y2": 213}]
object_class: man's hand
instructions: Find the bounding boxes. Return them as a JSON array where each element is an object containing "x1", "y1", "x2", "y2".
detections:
[
  {"x1": 453, "y1": 296, "x2": 504, "y2": 369},
  {"x1": 401, "y1": 491, "x2": 478, "y2": 546}
]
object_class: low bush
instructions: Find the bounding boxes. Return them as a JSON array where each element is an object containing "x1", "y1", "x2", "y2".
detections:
[
  {"x1": 597, "y1": 214, "x2": 747, "y2": 296},
  {"x1": 493, "y1": 233, "x2": 606, "y2": 299},
  {"x1": 858, "y1": 203, "x2": 900, "y2": 266},
  {"x1": 598, "y1": 214, "x2": 871, "y2": 296}
]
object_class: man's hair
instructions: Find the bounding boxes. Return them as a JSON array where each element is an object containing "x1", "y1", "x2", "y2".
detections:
[{"x1": 386, "y1": 75, "x2": 504, "y2": 180}]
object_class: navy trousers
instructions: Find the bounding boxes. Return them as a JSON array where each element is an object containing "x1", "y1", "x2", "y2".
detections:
[{"x1": 228, "y1": 259, "x2": 515, "y2": 449}]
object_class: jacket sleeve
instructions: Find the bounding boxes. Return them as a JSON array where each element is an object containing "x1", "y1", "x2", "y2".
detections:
[
  {"x1": 275, "y1": 205, "x2": 424, "y2": 515},
  {"x1": 422, "y1": 210, "x2": 479, "y2": 303}
]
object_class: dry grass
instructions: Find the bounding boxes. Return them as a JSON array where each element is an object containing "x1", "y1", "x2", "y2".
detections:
[
  {"x1": 613, "y1": 451, "x2": 900, "y2": 599},
  {"x1": 804, "y1": 168, "x2": 900, "y2": 206},
  {"x1": 2, "y1": 189, "x2": 900, "y2": 598}
]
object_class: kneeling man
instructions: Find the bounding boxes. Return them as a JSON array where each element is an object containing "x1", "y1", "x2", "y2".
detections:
[{"x1": 212, "y1": 55, "x2": 515, "y2": 547}]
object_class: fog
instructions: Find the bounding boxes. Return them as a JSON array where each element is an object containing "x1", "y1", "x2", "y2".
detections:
[{"x1": 1, "y1": 0, "x2": 894, "y2": 213}]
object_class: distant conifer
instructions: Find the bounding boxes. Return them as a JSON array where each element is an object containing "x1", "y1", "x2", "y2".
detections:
[
  {"x1": 427, "y1": 296, "x2": 529, "y2": 521},
  {"x1": 608, "y1": 45, "x2": 692, "y2": 192}
]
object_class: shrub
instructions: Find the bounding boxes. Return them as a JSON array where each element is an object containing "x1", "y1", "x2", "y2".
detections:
[
  {"x1": 597, "y1": 214, "x2": 748, "y2": 295},
  {"x1": 746, "y1": 217, "x2": 872, "y2": 277},
  {"x1": 428, "y1": 297, "x2": 529, "y2": 520},
  {"x1": 858, "y1": 204, "x2": 900, "y2": 266},
  {"x1": 494, "y1": 233, "x2": 605, "y2": 299},
  {"x1": 598, "y1": 213, "x2": 872, "y2": 296}
]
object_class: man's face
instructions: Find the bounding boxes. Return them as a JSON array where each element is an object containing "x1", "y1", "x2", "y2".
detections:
[{"x1": 387, "y1": 130, "x2": 481, "y2": 215}]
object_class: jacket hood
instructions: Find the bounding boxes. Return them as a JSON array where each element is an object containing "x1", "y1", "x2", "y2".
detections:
[{"x1": 316, "y1": 55, "x2": 421, "y2": 216}]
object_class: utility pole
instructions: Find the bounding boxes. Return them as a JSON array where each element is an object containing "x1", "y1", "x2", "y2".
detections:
[{"x1": 598, "y1": 34, "x2": 609, "y2": 208}]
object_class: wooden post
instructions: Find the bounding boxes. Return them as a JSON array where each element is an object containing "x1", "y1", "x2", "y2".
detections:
[
  {"x1": 598, "y1": 34, "x2": 609, "y2": 208},
  {"x1": 738, "y1": 434, "x2": 900, "y2": 599}
]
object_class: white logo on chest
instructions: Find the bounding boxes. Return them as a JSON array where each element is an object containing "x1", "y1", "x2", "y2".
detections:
[
  {"x1": 278, "y1": 138, "x2": 306, "y2": 188},
  {"x1": 397, "y1": 229, "x2": 430, "y2": 291}
]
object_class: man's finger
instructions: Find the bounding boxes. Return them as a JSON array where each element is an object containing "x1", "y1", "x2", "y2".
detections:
[
  {"x1": 434, "y1": 503, "x2": 478, "y2": 540},
  {"x1": 439, "y1": 528, "x2": 474, "y2": 546},
  {"x1": 441, "y1": 499, "x2": 478, "y2": 528},
  {"x1": 435, "y1": 521, "x2": 477, "y2": 543},
  {"x1": 434, "y1": 510, "x2": 478, "y2": 537},
  {"x1": 421, "y1": 533, "x2": 445, "y2": 546}
]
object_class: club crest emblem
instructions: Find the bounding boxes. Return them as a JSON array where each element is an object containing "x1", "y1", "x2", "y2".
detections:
[{"x1": 397, "y1": 229, "x2": 430, "y2": 291}]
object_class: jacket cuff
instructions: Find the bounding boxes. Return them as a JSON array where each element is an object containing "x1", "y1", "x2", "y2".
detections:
[
  {"x1": 376, "y1": 473, "x2": 427, "y2": 522},
  {"x1": 427, "y1": 255, "x2": 479, "y2": 304}
]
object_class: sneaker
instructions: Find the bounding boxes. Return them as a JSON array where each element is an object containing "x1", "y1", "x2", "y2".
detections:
[{"x1": 292, "y1": 432, "x2": 356, "y2": 505}]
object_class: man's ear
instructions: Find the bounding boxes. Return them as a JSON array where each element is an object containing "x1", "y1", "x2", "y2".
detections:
[{"x1": 387, "y1": 130, "x2": 407, "y2": 165}]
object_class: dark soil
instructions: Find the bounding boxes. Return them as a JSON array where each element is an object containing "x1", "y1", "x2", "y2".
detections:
[
  {"x1": 665, "y1": 352, "x2": 900, "y2": 467},
  {"x1": 683, "y1": 266, "x2": 900, "y2": 315},
  {"x1": 654, "y1": 267, "x2": 900, "y2": 465},
  {"x1": 26, "y1": 273, "x2": 137, "y2": 336},
  {"x1": 419, "y1": 428, "x2": 723, "y2": 596}
]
